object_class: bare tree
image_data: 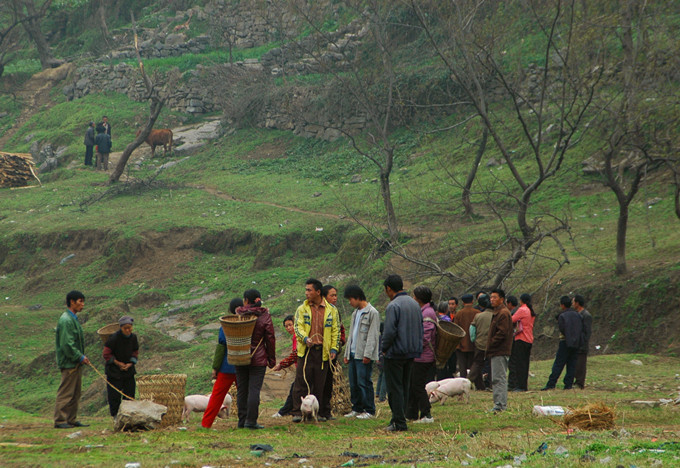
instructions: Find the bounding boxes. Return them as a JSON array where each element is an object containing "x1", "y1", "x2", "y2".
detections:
[
  {"x1": 410, "y1": 0, "x2": 601, "y2": 288},
  {"x1": 287, "y1": 0, "x2": 410, "y2": 242},
  {"x1": 109, "y1": 13, "x2": 178, "y2": 185},
  {"x1": 0, "y1": 6, "x2": 26, "y2": 78},
  {"x1": 590, "y1": 0, "x2": 679, "y2": 274},
  {"x1": 12, "y1": 0, "x2": 55, "y2": 70}
]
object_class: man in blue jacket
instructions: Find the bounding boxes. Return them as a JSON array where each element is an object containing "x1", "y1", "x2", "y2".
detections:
[
  {"x1": 381, "y1": 275, "x2": 423, "y2": 432},
  {"x1": 54, "y1": 290, "x2": 90, "y2": 429},
  {"x1": 541, "y1": 296, "x2": 583, "y2": 390}
]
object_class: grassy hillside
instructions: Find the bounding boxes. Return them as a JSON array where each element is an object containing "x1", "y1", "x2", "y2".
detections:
[{"x1": 1, "y1": 0, "x2": 679, "y2": 430}]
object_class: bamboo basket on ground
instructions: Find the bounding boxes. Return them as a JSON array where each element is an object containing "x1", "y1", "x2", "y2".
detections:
[
  {"x1": 97, "y1": 323, "x2": 120, "y2": 345},
  {"x1": 137, "y1": 374, "x2": 187, "y2": 427},
  {"x1": 219, "y1": 314, "x2": 258, "y2": 365},
  {"x1": 435, "y1": 321, "x2": 466, "y2": 369}
]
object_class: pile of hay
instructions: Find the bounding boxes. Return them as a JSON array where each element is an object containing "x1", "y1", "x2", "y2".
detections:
[
  {"x1": 330, "y1": 361, "x2": 352, "y2": 416},
  {"x1": 561, "y1": 402, "x2": 615, "y2": 430}
]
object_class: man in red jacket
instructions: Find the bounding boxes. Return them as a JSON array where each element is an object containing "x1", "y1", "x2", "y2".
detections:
[{"x1": 487, "y1": 289, "x2": 513, "y2": 413}]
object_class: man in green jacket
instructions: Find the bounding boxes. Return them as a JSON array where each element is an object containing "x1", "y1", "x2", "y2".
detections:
[{"x1": 54, "y1": 290, "x2": 90, "y2": 429}]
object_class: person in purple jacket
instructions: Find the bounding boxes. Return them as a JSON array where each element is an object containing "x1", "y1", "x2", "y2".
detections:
[
  {"x1": 406, "y1": 285, "x2": 437, "y2": 424},
  {"x1": 234, "y1": 289, "x2": 276, "y2": 429}
]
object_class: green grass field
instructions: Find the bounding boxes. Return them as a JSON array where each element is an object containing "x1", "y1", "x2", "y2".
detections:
[{"x1": 0, "y1": 354, "x2": 678, "y2": 467}]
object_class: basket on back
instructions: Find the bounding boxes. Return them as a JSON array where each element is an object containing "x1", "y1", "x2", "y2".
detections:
[
  {"x1": 435, "y1": 321, "x2": 466, "y2": 369},
  {"x1": 137, "y1": 374, "x2": 186, "y2": 427},
  {"x1": 97, "y1": 323, "x2": 120, "y2": 345},
  {"x1": 219, "y1": 314, "x2": 257, "y2": 366}
]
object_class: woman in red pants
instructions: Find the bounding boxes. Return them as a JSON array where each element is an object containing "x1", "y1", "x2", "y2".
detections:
[{"x1": 202, "y1": 297, "x2": 243, "y2": 428}]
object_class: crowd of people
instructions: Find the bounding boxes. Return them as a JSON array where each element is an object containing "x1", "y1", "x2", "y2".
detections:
[
  {"x1": 83, "y1": 116, "x2": 112, "y2": 170},
  {"x1": 53, "y1": 277, "x2": 592, "y2": 431}
]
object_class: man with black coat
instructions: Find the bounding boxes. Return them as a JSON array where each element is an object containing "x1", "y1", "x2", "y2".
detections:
[
  {"x1": 542, "y1": 296, "x2": 583, "y2": 390},
  {"x1": 573, "y1": 295, "x2": 592, "y2": 389},
  {"x1": 83, "y1": 122, "x2": 95, "y2": 166},
  {"x1": 381, "y1": 274, "x2": 423, "y2": 432}
]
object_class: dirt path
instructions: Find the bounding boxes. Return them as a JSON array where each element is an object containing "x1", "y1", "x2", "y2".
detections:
[
  {"x1": 200, "y1": 185, "x2": 433, "y2": 239},
  {"x1": 0, "y1": 63, "x2": 74, "y2": 149}
]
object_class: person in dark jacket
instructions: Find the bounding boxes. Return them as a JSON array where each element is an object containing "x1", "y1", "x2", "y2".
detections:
[
  {"x1": 381, "y1": 274, "x2": 423, "y2": 432},
  {"x1": 103, "y1": 315, "x2": 139, "y2": 417},
  {"x1": 542, "y1": 296, "x2": 583, "y2": 390},
  {"x1": 202, "y1": 297, "x2": 242, "y2": 428},
  {"x1": 234, "y1": 289, "x2": 276, "y2": 429},
  {"x1": 573, "y1": 295, "x2": 592, "y2": 389},
  {"x1": 487, "y1": 289, "x2": 513, "y2": 413},
  {"x1": 83, "y1": 121, "x2": 95, "y2": 166},
  {"x1": 94, "y1": 124, "x2": 112, "y2": 170}
]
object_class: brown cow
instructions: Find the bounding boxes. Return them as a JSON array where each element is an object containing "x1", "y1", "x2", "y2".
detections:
[{"x1": 136, "y1": 129, "x2": 173, "y2": 157}]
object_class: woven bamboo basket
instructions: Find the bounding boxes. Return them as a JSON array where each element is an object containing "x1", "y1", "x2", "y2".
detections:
[
  {"x1": 137, "y1": 374, "x2": 186, "y2": 427},
  {"x1": 97, "y1": 323, "x2": 120, "y2": 345},
  {"x1": 435, "y1": 321, "x2": 466, "y2": 369},
  {"x1": 219, "y1": 314, "x2": 257, "y2": 366}
]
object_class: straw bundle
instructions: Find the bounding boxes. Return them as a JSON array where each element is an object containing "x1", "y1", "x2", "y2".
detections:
[
  {"x1": 330, "y1": 361, "x2": 352, "y2": 416},
  {"x1": 97, "y1": 323, "x2": 119, "y2": 345},
  {"x1": 560, "y1": 402, "x2": 615, "y2": 431},
  {"x1": 219, "y1": 314, "x2": 258, "y2": 366},
  {"x1": 228, "y1": 384, "x2": 238, "y2": 417},
  {"x1": 137, "y1": 374, "x2": 187, "y2": 427}
]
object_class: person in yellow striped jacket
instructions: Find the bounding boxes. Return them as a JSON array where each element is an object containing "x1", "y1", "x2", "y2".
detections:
[{"x1": 290, "y1": 278, "x2": 340, "y2": 423}]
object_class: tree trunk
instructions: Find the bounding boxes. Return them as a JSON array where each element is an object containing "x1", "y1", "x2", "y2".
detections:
[
  {"x1": 379, "y1": 169, "x2": 398, "y2": 242},
  {"x1": 19, "y1": 0, "x2": 55, "y2": 69},
  {"x1": 108, "y1": 101, "x2": 163, "y2": 184},
  {"x1": 97, "y1": 0, "x2": 110, "y2": 44},
  {"x1": 462, "y1": 127, "x2": 488, "y2": 216},
  {"x1": 615, "y1": 201, "x2": 629, "y2": 275}
]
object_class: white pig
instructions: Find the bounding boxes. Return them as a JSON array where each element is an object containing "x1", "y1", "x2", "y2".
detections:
[
  {"x1": 426, "y1": 378, "x2": 471, "y2": 405},
  {"x1": 300, "y1": 394, "x2": 319, "y2": 422},
  {"x1": 182, "y1": 393, "x2": 232, "y2": 422}
]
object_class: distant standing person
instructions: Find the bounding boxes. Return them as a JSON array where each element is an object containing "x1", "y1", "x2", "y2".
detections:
[
  {"x1": 54, "y1": 290, "x2": 90, "y2": 429},
  {"x1": 101, "y1": 115, "x2": 112, "y2": 139},
  {"x1": 271, "y1": 315, "x2": 297, "y2": 418},
  {"x1": 487, "y1": 289, "x2": 513, "y2": 413},
  {"x1": 202, "y1": 297, "x2": 242, "y2": 428},
  {"x1": 83, "y1": 121, "x2": 95, "y2": 166},
  {"x1": 454, "y1": 294, "x2": 479, "y2": 379},
  {"x1": 507, "y1": 294, "x2": 536, "y2": 392},
  {"x1": 407, "y1": 286, "x2": 437, "y2": 424},
  {"x1": 573, "y1": 295, "x2": 592, "y2": 389},
  {"x1": 234, "y1": 290, "x2": 276, "y2": 429},
  {"x1": 468, "y1": 294, "x2": 493, "y2": 391},
  {"x1": 103, "y1": 315, "x2": 139, "y2": 417},
  {"x1": 320, "y1": 284, "x2": 345, "y2": 419},
  {"x1": 541, "y1": 296, "x2": 583, "y2": 391},
  {"x1": 381, "y1": 274, "x2": 423, "y2": 432},
  {"x1": 95, "y1": 124, "x2": 112, "y2": 170},
  {"x1": 343, "y1": 285, "x2": 380, "y2": 420}
]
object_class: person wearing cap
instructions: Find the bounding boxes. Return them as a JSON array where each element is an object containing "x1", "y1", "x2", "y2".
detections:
[
  {"x1": 454, "y1": 294, "x2": 480, "y2": 380},
  {"x1": 103, "y1": 315, "x2": 139, "y2": 417},
  {"x1": 83, "y1": 121, "x2": 95, "y2": 166}
]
